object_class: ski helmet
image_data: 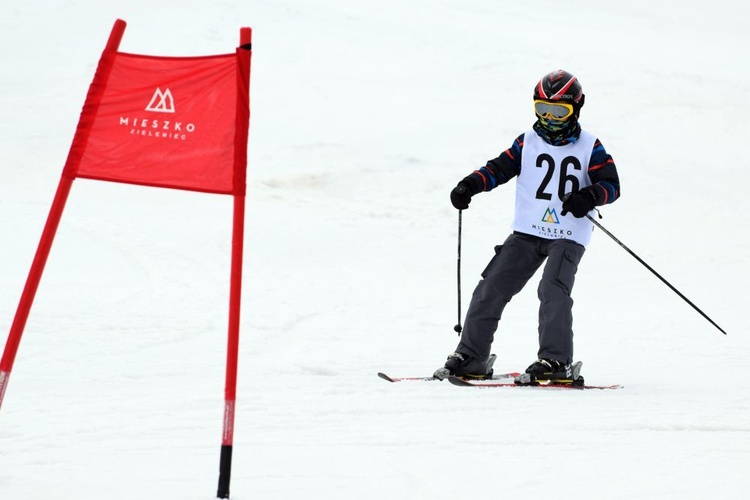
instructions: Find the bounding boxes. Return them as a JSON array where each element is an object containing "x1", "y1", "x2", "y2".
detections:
[{"x1": 534, "y1": 70, "x2": 585, "y2": 110}]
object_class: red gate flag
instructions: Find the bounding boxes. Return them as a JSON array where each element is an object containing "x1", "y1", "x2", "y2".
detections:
[
  {"x1": 64, "y1": 37, "x2": 249, "y2": 195},
  {"x1": 0, "y1": 19, "x2": 251, "y2": 499}
]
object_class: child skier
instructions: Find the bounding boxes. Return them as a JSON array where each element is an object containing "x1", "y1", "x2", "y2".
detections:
[{"x1": 434, "y1": 70, "x2": 620, "y2": 384}]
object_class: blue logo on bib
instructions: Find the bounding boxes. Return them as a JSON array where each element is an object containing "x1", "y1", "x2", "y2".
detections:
[{"x1": 541, "y1": 207, "x2": 560, "y2": 224}]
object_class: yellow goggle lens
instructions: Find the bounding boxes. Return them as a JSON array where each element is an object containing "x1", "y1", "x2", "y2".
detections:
[{"x1": 534, "y1": 100, "x2": 574, "y2": 120}]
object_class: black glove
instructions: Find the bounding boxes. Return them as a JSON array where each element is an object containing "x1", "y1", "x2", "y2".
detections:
[
  {"x1": 561, "y1": 189, "x2": 596, "y2": 218},
  {"x1": 450, "y1": 183, "x2": 472, "y2": 210}
]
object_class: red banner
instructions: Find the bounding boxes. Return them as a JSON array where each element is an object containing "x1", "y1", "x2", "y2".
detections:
[
  {"x1": 1, "y1": 22, "x2": 252, "y2": 498},
  {"x1": 65, "y1": 49, "x2": 249, "y2": 195}
]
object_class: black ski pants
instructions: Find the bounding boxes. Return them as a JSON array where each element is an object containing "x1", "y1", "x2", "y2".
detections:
[{"x1": 455, "y1": 232, "x2": 586, "y2": 365}]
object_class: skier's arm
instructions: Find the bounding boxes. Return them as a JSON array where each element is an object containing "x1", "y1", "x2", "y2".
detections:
[
  {"x1": 458, "y1": 134, "x2": 524, "y2": 195},
  {"x1": 586, "y1": 139, "x2": 620, "y2": 206}
]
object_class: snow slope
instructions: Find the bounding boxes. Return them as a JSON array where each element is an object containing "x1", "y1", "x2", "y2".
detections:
[{"x1": 1, "y1": 1, "x2": 749, "y2": 499}]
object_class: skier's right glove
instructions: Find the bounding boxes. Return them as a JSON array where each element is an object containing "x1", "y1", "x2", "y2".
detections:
[{"x1": 450, "y1": 183, "x2": 472, "y2": 210}]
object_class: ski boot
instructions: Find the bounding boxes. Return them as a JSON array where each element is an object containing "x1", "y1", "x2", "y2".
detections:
[
  {"x1": 514, "y1": 359, "x2": 584, "y2": 386},
  {"x1": 433, "y1": 353, "x2": 496, "y2": 380}
]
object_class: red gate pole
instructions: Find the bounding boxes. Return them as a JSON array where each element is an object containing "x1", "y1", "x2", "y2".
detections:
[
  {"x1": 217, "y1": 26, "x2": 251, "y2": 499},
  {"x1": 217, "y1": 194, "x2": 245, "y2": 499},
  {"x1": 0, "y1": 19, "x2": 127, "y2": 410}
]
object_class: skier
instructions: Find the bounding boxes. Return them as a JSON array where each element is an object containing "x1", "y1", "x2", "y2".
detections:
[{"x1": 434, "y1": 70, "x2": 620, "y2": 383}]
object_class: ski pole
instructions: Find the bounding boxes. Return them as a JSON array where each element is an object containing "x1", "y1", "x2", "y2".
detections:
[
  {"x1": 454, "y1": 210, "x2": 463, "y2": 335},
  {"x1": 587, "y1": 213, "x2": 727, "y2": 335}
]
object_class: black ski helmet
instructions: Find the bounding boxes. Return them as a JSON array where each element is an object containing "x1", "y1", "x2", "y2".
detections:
[{"x1": 534, "y1": 70, "x2": 585, "y2": 111}]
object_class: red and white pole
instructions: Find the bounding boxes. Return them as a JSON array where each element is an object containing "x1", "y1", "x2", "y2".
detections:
[
  {"x1": 0, "y1": 19, "x2": 127, "y2": 411},
  {"x1": 217, "y1": 26, "x2": 251, "y2": 500}
]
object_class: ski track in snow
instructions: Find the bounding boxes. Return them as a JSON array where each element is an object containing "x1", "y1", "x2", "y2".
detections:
[{"x1": 1, "y1": 1, "x2": 749, "y2": 499}]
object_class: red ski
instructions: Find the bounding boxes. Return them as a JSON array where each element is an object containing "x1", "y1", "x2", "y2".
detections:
[
  {"x1": 377, "y1": 371, "x2": 521, "y2": 383},
  {"x1": 447, "y1": 376, "x2": 622, "y2": 390}
]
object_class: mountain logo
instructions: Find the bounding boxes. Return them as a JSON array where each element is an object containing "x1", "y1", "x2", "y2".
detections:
[
  {"x1": 541, "y1": 207, "x2": 559, "y2": 224},
  {"x1": 145, "y1": 87, "x2": 175, "y2": 113}
]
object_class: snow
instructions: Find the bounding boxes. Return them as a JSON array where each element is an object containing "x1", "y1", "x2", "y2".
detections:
[{"x1": 1, "y1": 1, "x2": 749, "y2": 498}]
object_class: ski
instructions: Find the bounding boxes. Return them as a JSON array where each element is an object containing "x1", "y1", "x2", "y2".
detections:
[
  {"x1": 377, "y1": 371, "x2": 521, "y2": 383},
  {"x1": 447, "y1": 376, "x2": 622, "y2": 390},
  {"x1": 380, "y1": 358, "x2": 620, "y2": 389},
  {"x1": 377, "y1": 373, "x2": 437, "y2": 383}
]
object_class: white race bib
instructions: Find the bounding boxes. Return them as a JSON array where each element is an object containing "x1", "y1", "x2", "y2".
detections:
[{"x1": 512, "y1": 129, "x2": 597, "y2": 246}]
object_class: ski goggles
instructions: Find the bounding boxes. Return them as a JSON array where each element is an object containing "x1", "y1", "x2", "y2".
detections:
[{"x1": 534, "y1": 100, "x2": 575, "y2": 120}]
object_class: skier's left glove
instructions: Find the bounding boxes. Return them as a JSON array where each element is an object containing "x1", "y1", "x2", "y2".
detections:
[{"x1": 561, "y1": 188, "x2": 596, "y2": 218}]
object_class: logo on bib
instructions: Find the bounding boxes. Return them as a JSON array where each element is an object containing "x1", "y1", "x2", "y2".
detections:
[
  {"x1": 541, "y1": 207, "x2": 560, "y2": 224},
  {"x1": 530, "y1": 208, "x2": 574, "y2": 239}
]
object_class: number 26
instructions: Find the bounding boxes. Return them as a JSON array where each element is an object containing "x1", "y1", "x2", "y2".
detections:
[{"x1": 535, "y1": 154, "x2": 581, "y2": 201}]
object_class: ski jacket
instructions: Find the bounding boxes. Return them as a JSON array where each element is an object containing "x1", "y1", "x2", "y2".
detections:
[
  {"x1": 462, "y1": 129, "x2": 620, "y2": 207},
  {"x1": 459, "y1": 128, "x2": 620, "y2": 246}
]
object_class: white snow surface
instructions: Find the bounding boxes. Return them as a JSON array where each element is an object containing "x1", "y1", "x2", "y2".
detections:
[{"x1": 1, "y1": 1, "x2": 749, "y2": 499}]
